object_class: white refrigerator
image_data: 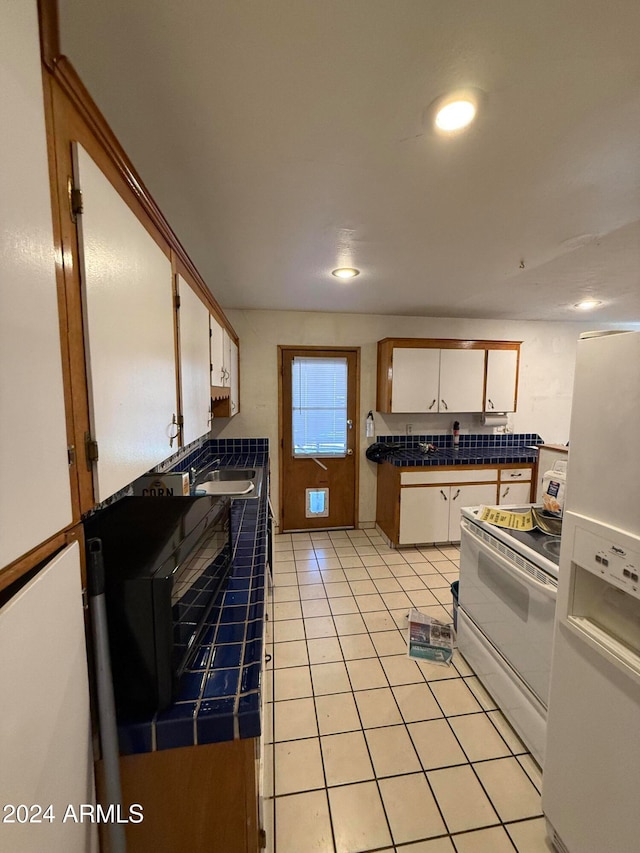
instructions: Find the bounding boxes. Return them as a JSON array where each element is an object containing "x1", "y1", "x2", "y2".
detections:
[{"x1": 542, "y1": 330, "x2": 640, "y2": 853}]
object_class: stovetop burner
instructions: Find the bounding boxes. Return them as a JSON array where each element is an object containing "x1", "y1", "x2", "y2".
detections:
[
  {"x1": 494, "y1": 507, "x2": 562, "y2": 566},
  {"x1": 503, "y1": 527, "x2": 561, "y2": 565}
]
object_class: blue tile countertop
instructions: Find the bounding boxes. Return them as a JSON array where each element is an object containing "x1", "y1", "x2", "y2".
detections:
[
  {"x1": 376, "y1": 433, "x2": 543, "y2": 467},
  {"x1": 117, "y1": 438, "x2": 270, "y2": 756}
]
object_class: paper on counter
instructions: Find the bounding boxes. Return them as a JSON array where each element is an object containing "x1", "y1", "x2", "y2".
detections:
[{"x1": 476, "y1": 505, "x2": 535, "y2": 531}]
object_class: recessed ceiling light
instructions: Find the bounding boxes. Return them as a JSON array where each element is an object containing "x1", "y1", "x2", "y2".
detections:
[
  {"x1": 331, "y1": 267, "x2": 360, "y2": 279},
  {"x1": 435, "y1": 99, "x2": 477, "y2": 132},
  {"x1": 574, "y1": 299, "x2": 602, "y2": 311}
]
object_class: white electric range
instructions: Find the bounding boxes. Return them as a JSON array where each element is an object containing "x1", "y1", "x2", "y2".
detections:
[{"x1": 457, "y1": 504, "x2": 560, "y2": 767}]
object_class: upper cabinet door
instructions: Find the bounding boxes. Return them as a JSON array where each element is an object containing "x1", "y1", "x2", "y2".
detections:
[
  {"x1": 229, "y1": 339, "x2": 240, "y2": 416},
  {"x1": 178, "y1": 276, "x2": 211, "y2": 445},
  {"x1": 210, "y1": 315, "x2": 227, "y2": 387},
  {"x1": 74, "y1": 144, "x2": 177, "y2": 503},
  {"x1": 0, "y1": 0, "x2": 72, "y2": 569},
  {"x1": 439, "y1": 349, "x2": 485, "y2": 412},
  {"x1": 391, "y1": 348, "x2": 440, "y2": 412},
  {"x1": 485, "y1": 349, "x2": 519, "y2": 412}
]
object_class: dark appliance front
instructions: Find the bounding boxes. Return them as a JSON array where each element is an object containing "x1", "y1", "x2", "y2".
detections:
[{"x1": 84, "y1": 495, "x2": 231, "y2": 720}]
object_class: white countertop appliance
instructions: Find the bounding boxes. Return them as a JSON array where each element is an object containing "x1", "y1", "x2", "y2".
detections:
[
  {"x1": 543, "y1": 330, "x2": 640, "y2": 853},
  {"x1": 457, "y1": 503, "x2": 560, "y2": 766}
]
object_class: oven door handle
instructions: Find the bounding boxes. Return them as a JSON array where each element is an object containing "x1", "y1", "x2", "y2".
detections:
[{"x1": 462, "y1": 522, "x2": 557, "y2": 598}]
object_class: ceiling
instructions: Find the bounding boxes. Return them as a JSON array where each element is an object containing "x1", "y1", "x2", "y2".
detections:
[{"x1": 58, "y1": 0, "x2": 640, "y2": 322}]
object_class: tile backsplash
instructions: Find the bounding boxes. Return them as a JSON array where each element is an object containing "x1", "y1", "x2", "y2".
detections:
[{"x1": 376, "y1": 433, "x2": 543, "y2": 447}]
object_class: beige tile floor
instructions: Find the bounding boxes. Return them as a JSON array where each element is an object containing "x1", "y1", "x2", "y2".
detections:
[{"x1": 262, "y1": 529, "x2": 553, "y2": 853}]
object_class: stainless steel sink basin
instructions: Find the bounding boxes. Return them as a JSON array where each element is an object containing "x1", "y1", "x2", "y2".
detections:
[
  {"x1": 197, "y1": 479, "x2": 254, "y2": 496},
  {"x1": 203, "y1": 468, "x2": 256, "y2": 482},
  {"x1": 195, "y1": 466, "x2": 263, "y2": 499}
]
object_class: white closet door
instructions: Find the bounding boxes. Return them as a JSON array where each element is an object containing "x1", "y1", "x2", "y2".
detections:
[
  {"x1": 0, "y1": 0, "x2": 72, "y2": 568},
  {"x1": 178, "y1": 275, "x2": 212, "y2": 444},
  {"x1": 0, "y1": 542, "x2": 97, "y2": 853},
  {"x1": 74, "y1": 144, "x2": 177, "y2": 503},
  {"x1": 439, "y1": 349, "x2": 485, "y2": 412},
  {"x1": 485, "y1": 349, "x2": 518, "y2": 412},
  {"x1": 391, "y1": 348, "x2": 440, "y2": 412}
]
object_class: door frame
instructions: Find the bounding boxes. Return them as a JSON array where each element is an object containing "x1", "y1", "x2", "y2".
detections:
[{"x1": 278, "y1": 345, "x2": 361, "y2": 532}]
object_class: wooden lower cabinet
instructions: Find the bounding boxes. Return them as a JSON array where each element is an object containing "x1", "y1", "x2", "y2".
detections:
[{"x1": 97, "y1": 738, "x2": 260, "y2": 853}]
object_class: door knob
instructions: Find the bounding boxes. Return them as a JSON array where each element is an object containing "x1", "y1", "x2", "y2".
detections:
[{"x1": 346, "y1": 448, "x2": 354, "y2": 456}]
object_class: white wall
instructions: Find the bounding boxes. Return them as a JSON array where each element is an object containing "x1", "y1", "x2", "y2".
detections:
[{"x1": 210, "y1": 309, "x2": 610, "y2": 527}]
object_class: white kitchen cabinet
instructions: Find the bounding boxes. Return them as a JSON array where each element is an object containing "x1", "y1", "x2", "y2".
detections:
[
  {"x1": 0, "y1": 0, "x2": 73, "y2": 569},
  {"x1": 228, "y1": 337, "x2": 240, "y2": 416},
  {"x1": 390, "y1": 347, "x2": 484, "y2": 414},
  {"x1": 498, "y1": 465, "x2": 533, "y2": 505},
  {"x1": 439, "y1": 349, "x2": 485, "y2": 413},
  {"x1": 399, "y1": 486, "x2": 450, "y2": 544},
  {"x1": 377, "y1": 339, "x2": 521, "y2": 415},
  {"x1": 499, "y1": 481, "x2": 532, "y2": 505},
  {"x1": 210, "y1": 314, "x2": 228, "y2": 388},
  {"x1": 178, "y1": 275, "x2": 212, "y2": 445},
  {"x1": 391, "y1": 348, "x2": 440, "y2": 412},
  {"x1": 399, "y1": 482, "x2": 498, "y2": 544},
  {"x1": 74, "y1": 144, "x2": 177, "y2": 503},
  {"x1": 485, "y1": 349, "x2": 519, "y2": 412},
  {"x1": 0, "y1": 542, "x2": 97, "y2": 853}
]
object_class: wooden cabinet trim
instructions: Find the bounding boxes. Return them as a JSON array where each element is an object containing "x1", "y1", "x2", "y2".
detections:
[
  {"x1": 0, "y1": 523, "x2": 85, "y2": 595},
  {"x1": 400, "y1": 480, "x2": 499, "y2": 488},
  {"x1": 41, "y1": 69, "x2": 84, "y2": 523},
  {"x1": 378, "y1": 337, "x2": 522, "y2": 351}
]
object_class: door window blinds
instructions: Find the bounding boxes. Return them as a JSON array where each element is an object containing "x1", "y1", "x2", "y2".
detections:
[{"x1": 292, "y1": 356, "x2": 347, "y2": 457}]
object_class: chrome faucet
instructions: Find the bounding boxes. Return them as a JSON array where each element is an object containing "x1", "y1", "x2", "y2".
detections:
[{"x1": 190, "y1": 459, "x2": 222, "y2": 486}]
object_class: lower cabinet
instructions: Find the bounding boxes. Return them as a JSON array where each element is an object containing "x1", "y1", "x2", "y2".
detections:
[
  {"x1": 399, "y1": 482, "x2": 497, "y2": 544},
  {"x1": 498, "y1": 481, "x2": 532, "y2": 505},
  {"x1": 498, "y1": 466, "x2": 533, "y2": 505},
  {"x1": 99, "y1": 738, "x2": 260, "y2": 853},
  {"x1": 376, "y1": 463, "x2": 536, "y2": 546}
]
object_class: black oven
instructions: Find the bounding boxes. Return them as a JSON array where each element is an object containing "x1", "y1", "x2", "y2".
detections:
[{"x1": 84, "y1": 495, "x2": 231, "y2": 720}]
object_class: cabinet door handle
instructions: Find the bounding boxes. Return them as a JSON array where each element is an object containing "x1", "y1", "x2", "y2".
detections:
[
  {"x1": 441, "y1": 399, "x2": 448, "y2": 410},
  {"x1": 440, "y1": 490, "x2": 448, "y2": 500},
  {"x1": 509, "y1": 472, "x2": 522, "y2": 478},
  {"x1": 503, "y1": 486, "x2": 510, "y2": 498},
  {"x1": 452, "y1": 488, "x2": 461, "y2": 501},
  {"x1": 488, "y1": 398, "x2": 495, "y2": 409},
  {"x1": 428, "y1": 399, "x2": 436, "y2": 410},
  {"x1": 169, "y1": 413, "x2": 181, "y2": 447}
]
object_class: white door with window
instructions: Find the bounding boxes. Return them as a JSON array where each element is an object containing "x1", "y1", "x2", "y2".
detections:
[{"x1": 280, "y1": 348, "x2": 359, "y2": 531}]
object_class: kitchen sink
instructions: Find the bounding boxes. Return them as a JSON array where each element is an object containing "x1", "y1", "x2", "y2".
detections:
[
  {"x1": 194, "y1": 466, "x2": 263, "y2": 499},
  {"x1": 202, "y1": 468, "x2": 256, "y2": 481},
  {"x1": 196, "y1": 479, "x2": 254, "y2": 496}
]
